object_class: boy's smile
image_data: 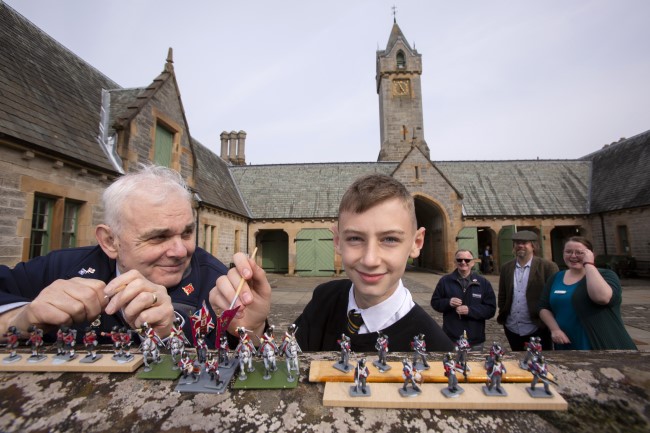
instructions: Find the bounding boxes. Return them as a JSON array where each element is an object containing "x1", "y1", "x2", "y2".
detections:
[{"x1": 333, "y1": 198, "x2": 425, "y2": 309}]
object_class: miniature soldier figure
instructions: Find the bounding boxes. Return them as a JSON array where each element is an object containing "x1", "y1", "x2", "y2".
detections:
[
  {"x1": 218, "y1": 334, "x2": 230, "y2": 366},
  {"x1": 235, "y1": 327, "x2": 256, "y2": 380},
  {"x1": 171, "y1": 317, "x2": 191, "y2": 346},
  {"x1": 399, "y1": 358, "x2": 421, "y2": 397},
  {"x1": 178, "y1": 351, "x2": 200, "y2": 381},
  {"x1": 411, "y1": 333, "x2": 430, "y2": 370},
  {"x1": 167, "y1": 329, "x2": 186, "y2": 367},
  {"x1": 205, "y1": 352, "x2": 221, "y2": 384},
  {"x1": 352, "y1": 358, "x2": 370, "y2": 395},
  {"x1": 528, "y1": 355, "x2": 554, "y2": 396},
  {"x1": 334, "y1": 333, "x2": 352, "y2": 372},
  {"x1": 485, "y1": 341, "x2": 505, "y2": 370},
  {"x1": 280, "y1": 328, "x2": 301, "y2": 382},
  {"x1": 26, "y1": 325, "x2": 45, "y2": 361},
  {"x1": 521, "y1": 336, "x2": 542, "y2": 370},
  {"x1": 195, "y1": 332, "x2": 208, "y2": 363},
  {"x1": 259, "y1": 326, "x2": 279, "y2": 379},
  {"x1": 261, "y1": 325, "x2": 277, "y2": 347},
  {"x1": 455, "y1": 331, "x2": 471, "y2": 380},
  {"x1": 82, "y1": 327, "x2": 99, "y2": 361},
  {"x1": 2, "y1": 326, "x2": 20, "y2": 362},
  {"x1": 442, "y1": 352, "x2": 464, "y2": 397},
  {"x1": 138, "y1": 322, "x2": 163, "y2": 371},
  {"x1": 259, "y1": 325, "x2": 279, "y2": 356},
  {"x1": 56, "y1": 325, "x2": 77, "y2": 359},
  {"x1": 373, "y1": 332, "x2": 390, "y2": 372},
  {"x1": 119, "y1": 327, "x2": 134, "y2": 360},
  {"x1": 101, "y1": 326, "x2": 121, "y2": 358},
  {"x1": 485, "y1": 354, "x2": 507, "y2": 395}
]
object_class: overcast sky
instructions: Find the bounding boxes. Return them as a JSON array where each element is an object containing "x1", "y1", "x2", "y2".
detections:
[{"x1": 6, "y1": 0, "x2": 650, "y2": 164}]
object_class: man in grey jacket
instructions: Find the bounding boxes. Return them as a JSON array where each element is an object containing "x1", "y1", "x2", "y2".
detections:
[{"x1": 497, "y1": 230, "x2": 559, "y2": 351}]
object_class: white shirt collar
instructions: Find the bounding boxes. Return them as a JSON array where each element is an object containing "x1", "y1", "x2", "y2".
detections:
[{"x1": 347, "y1": 279, "x2": 414, "y2": 333}]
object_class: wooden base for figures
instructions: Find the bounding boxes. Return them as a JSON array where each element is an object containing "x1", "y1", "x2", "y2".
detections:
[
  {"x1": 0, "y1": 352, "x2": 143, "y2": 373},
  {"x1": 323, "y1": 382, "x2": 568, "y2": 410},
  {"x1": 309, "y1": 360, "x2": 546, "y2": 383}
]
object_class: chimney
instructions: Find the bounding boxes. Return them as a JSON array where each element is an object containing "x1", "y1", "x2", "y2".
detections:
[
  {"x1": 236, "y1": 130, "x2": 247, "y2": 165},
  {"x1": 220, "y1": 131, "x2": 229, "y2": 161},
  {"x1": 228, "y1": 131, "x2": 238, "y2": 163}
]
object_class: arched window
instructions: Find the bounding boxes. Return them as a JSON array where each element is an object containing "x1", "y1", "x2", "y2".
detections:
[{"x1": 396, "y1": 50, "x2": 405, "y2": 69}]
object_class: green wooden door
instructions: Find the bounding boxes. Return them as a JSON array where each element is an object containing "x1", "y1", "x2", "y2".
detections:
[
  {"x1": 295, "y1": 229, "x2": 334, "y2": 276},
  {"x1": 260, "y1": 231, "x2": 288, "y2": 273},
  {"x1": 457, "y1": 227, "x2": 480, "y2": 272},
  {"x1": 499, "y1": 225, "x2": 516, "y2": 268}
]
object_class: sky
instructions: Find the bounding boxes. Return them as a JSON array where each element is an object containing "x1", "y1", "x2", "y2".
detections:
[{"x1": 5, "y1": 0, "x2": 650, "y2": 164}]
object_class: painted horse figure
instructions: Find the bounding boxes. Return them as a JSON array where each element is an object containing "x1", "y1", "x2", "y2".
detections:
[
  {"x1": 281, "y1": 337, "x2": 301, "y2": 382},
  {"x1": 237, "y1": 344, "x2": 254, "y2": 380},
  {"x1": 140, "y1": 336, "x2": 162, "y2": 372},
  {"x1": 167, "y1": 334, "x2": 185, "y2": 369},
  {"x1": 261, "y1": 342, "x2": 277, "y2": 380}
]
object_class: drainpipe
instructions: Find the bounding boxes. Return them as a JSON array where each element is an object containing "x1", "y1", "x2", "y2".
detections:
[{"x1": 599, "y1": 213, "x2": 608, "y2": 255}]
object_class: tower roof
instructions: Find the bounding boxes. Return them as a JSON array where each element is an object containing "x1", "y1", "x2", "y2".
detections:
[{"x1": 384, "y1": 21, "x2": 414, "y2": 54}]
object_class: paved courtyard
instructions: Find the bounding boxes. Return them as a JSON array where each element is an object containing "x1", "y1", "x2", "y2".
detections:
[{"x1": 267, "y1": 270, "x2": 650, "y2": 351}]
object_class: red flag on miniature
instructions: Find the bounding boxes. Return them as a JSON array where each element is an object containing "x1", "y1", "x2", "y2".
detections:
[
  {"x1": 190, "y1": 301, "x2": 215, "y2": 344},
  {"x1": 215, "y1": 305, "x2": 240, "y2": 348}
]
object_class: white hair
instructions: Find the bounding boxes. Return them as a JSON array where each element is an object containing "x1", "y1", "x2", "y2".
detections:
[{"x1": 102, "y1": 165, "x2": 192, "y2": 235}]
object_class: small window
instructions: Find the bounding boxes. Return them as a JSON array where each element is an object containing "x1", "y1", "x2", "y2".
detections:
[
  {"x1": 30, "y1": 195, "x2": 54, "y2": 258},
  {"x1": 414, "y1": 166, "x2": 420, "y2": 180},
  {"x1": 62, "y1": 201, "x2": 81, "y2": 249},
  {"x1": 396, "y1": 50, "x2": 406, "y2": 69},
  {"x1": 154, "y1": 123, "x2": 174, "y2": 167}
]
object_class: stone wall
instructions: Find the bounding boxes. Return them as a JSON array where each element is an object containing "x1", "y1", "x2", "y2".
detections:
[{"x1": 0, "y1": 142, "x2": 108, "y2": 266}]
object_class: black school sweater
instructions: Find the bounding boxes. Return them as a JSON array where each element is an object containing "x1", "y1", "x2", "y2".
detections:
[{"x1": 294, "y1": 279, "x2": 454, "y2": 352}]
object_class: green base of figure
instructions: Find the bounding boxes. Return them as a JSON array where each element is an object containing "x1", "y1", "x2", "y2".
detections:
[
  {"x1": 137, "y1": 354, "x2": 181, "y2": 380},
  {"x1": 232, "y1": 360, "x2": 299, "y2": 389}
]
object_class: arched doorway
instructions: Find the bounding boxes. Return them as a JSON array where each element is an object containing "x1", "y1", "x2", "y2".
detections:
[{"x1": 414, "y1": 196, "x2": 446, "y2": 272}]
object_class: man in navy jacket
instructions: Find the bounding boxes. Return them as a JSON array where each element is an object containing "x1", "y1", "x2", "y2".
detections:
[
  {"x1": 0, "y1": 166, "x2": 227, "y2": 347},
  {"x1": 430, "y1": 249, "x2": 496, "y2": 350}
]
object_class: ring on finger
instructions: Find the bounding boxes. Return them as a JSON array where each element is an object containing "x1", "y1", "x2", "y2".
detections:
[{"x1": 151, "y1": 293, "x2": 158, "y2": 306}]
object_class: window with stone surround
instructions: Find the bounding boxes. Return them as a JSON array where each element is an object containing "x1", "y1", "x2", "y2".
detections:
[
  {"x1": 62, "y1": 200, "x2": 81, "y2": 249},
  {"x1": 29, "y1": 195, "x2": 84, "y2": 259},
  {"x1": 29, "y1": 195, "x2": 54, "y2": 258},
  {"x1": 154, "y1": 122, "x2": 174, "y2": 167}
]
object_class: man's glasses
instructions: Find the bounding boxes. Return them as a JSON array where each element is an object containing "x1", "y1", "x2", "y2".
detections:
[{"x1": 456, "y1": 258, "x2": 473, "y2": 264}]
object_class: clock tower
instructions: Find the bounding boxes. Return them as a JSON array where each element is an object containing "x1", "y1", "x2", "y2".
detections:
[{"x1": 376, "y1": 20, "x2": 430, "y2": 161}]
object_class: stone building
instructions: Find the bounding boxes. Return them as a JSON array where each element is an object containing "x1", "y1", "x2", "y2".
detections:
[{"x1": 1, "y1": 4, "x2": 648, "y2": 277}]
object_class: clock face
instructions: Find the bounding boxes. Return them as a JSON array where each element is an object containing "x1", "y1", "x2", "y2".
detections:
[{"x1": 393, "y1": 79, "x2": 410, "y2": 96}]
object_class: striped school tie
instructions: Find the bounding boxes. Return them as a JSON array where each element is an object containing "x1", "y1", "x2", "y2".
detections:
[{"x1": 347, "y1": 309, "x2": 364, "y2": 334}]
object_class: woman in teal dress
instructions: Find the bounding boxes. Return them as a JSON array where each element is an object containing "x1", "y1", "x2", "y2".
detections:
[{"x1": 538, "y1": 237, "x2": 636, "y2": 350}]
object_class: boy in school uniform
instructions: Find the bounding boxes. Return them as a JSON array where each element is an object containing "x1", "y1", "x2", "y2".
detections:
[{"x1": 210, "y1": 174, "x2": 454, "y2": 352}]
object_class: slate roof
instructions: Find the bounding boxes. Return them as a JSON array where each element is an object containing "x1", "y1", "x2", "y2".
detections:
[
  {"x1": 0, "y1": 3, "x2": 120, "y2": 172},
  {"x1": 192, "y1": 139, "x2": 250, "y2": 217},
  {"x1": 433, "y1": 160, "x2": 590, "y2": 216},
  {"x1": 107, "y1": 88, "x2": 146, "y2": 135},
  {"x1": 585, "y1": 129, "x2": 650, "y2": 213},
  {"x1": 230, "y1": 163, "x2": 397, "y2": 219},
  {"x1": 230, "y1": 160, "x2": 590, "y2": 220}
]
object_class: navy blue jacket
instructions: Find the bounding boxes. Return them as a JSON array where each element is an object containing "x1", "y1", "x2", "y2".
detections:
[
  {"x1": 0, "y1": 246, "x2": 228, "y2": 347},
  {"x1": 430, "y1": 270, "x2": 496, "y2": 346}
]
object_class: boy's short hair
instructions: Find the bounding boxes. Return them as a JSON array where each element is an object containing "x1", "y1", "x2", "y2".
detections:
[{"x1": 338, "y1": 174, "x2": 417, "y2": 229}]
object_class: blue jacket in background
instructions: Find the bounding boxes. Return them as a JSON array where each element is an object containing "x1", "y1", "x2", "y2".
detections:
[{"x1": 430, "y1": 270, "x2": 497, "y2": 346}]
